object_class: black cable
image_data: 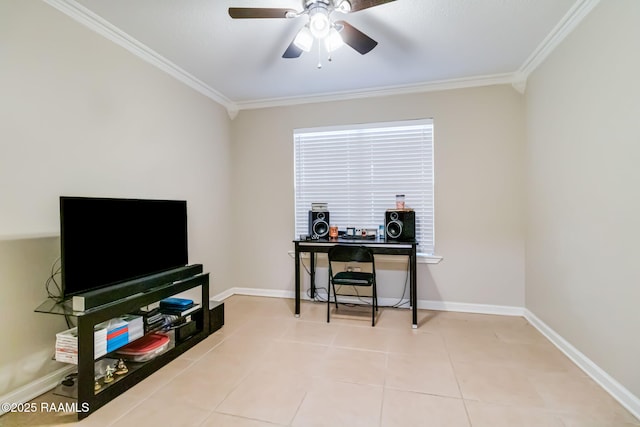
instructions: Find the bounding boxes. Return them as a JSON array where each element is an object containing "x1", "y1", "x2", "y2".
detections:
[
  {"x1": 44, "y1": 257, "x2": 77, "y2": 327},
  {"x1": 302, "y1": 254, "x2": 411, "y2": 309},
  {"x1": 390, "y1": 257, "x2": 411, "y2": 308},
  {"x1": 45, "y1": 257, "x2": 64, "y2": 303}
]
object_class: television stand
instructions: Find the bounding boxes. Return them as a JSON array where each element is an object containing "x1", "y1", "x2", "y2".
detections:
[{"x1": 35, "y1": 272, "x2": 210, "y2": 420}]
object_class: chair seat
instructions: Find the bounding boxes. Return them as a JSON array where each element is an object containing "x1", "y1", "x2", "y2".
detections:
[{"x1": 332, "y1": 271, "x2": 374, "y2": 286}]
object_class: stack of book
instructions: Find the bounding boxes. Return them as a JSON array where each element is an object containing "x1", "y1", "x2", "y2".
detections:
[
  {"x1": 55, "y1": 325, "x2": 107, "y2": 364},
  {"x1": 133, "y1": 307, "x2": 166, "y2": 333},
  {"x1": 105, "y1": 318, "x2": 129, "y2": 353},
  {"x1": 121, "y1": 314, "x2": 144, "y2": 342}
]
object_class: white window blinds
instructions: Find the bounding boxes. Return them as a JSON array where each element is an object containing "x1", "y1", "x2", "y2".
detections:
[{"x1": 294, "y1": 119, "x2": 434, "y2": 254}]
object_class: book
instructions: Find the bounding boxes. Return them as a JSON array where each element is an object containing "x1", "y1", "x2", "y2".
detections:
[
  {"x1": 159, "y1": 303, "x2": 201, "y2": 317},
  {"x1": 159, "y1": 297, "x2": 194, "y2": 310}
]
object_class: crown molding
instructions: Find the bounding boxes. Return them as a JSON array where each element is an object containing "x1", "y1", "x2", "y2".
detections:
[
  {"x1": 42, "y1": 0, "x2": 237, "y2": 116},
  {"x1": 234, "y1": 73, "x2": 520, "y2": 111},
  {"x1": 517, "y1": 0, "x2": 601, "y2": 82},
  {"x1": 42, "y1": 0, "x2": 600, "y2": 116}
]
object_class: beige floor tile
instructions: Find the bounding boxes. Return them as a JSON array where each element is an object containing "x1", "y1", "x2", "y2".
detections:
[
  {"x1": 202, "y1": 332, "x2": 272, "y2": 364},
  {"x1": 503, "y1": 341, "x2": 584, "y2": 375},
  {"x1": 316, "y1": 347, "x2": 387, "y2": 386},
  {"x1": 445, "y1": 333, "x2": 515, "y2": 366},
  {"x1": 493, "y1": 321, "x2": 551, "y2": 346},
  {"x1": 385, "y1": 353, "x2": 461, "y2": 398},
  {"x1": 380, "y1": 389, "x2": 470, "y2": 427},
  {"x1": 150, "y1": 352, "x2": 254, "y2": 412},
  {"x1": 292, "y1": 378, "x2": 383, "y2": 427},
  {"x1": 123, "y1": 358, "x2": 194, "y2": 399},
  {"x1": 327, "y1": 303, "x2": 379, "y2": 326},
  {"x1": 278, "y1": 320, "x2": 340, "y2": 346},
  {"x1": 529, "y1": 372, "x2": 640, "y2": 423},
  {"x1": 465, "y1": 400, "x2": 564, "y2": 427},
  {"x1": 108, "y1": 396, "x2": 210, "y2": 427},
  {"x1": 177, "y1": 329, "x2": 227, "y2": 361},
  {"x1": 216, "y1": 370, "x2": 309, "y2": 425},
  {"x1": 557, "y1": 410, "x2": 640, "y2": 427},
  {"x1": 374, "y1": 306, "x2": 438, "y2": 330},
  {"x1": 386, "y1": 330, "x2": 449, "y2": 358},
  {"x1": 201, "y1": 412, "x2": 287, "y2": 427},
  {"x1": 331, "y1": 324, "x2": 393, "y2": 352},
  {"x1": 453, "y1": 361, "x2": 546, "y2": 407},
  {"x1": 231, "y1": 316, "x2": 297, "y2": 340},
  {"x1": 297, "y1": 300, "x2": 333, "y2": 323},
  {"x1": 252, "y1": 340, "x2": 329, "y2": 377}
]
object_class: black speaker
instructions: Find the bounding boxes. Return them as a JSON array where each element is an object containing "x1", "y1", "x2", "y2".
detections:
[
  {"x1": 308, "y1": 210, "x2": 330, "y2": 238},
  {"x1": 385, "y1": 210, "x2": 416, "y2": 242}
]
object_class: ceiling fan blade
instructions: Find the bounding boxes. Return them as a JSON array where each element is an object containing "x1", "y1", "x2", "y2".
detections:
[
  {"x1": 228, "y1": 7, "x2": 296, "y2": 19},
  {"x1": 336, "y1": 21, "x2": 378, "y2": 55},
  {"x1": 347, "y1": 0, "x2": 396, "y2": 12},
  {"x1": 282, "y1": 40, "x2": 304, "y2": 59}
]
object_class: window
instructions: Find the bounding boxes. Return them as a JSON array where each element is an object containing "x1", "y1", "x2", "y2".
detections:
[{"x1": 294, "y1": 119, "x2": 434, "y2": 255}]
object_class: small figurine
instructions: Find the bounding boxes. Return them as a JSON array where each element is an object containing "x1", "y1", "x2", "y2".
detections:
[
  {"x1": 115, "y1": 359, "x2": 128, "y2": 375},
  {"x1": 103, "y1": 365, "x2": 115, "y2": 383},
  {"x1": 94, "y1": 381, "x2": 101, "y2": 391}
]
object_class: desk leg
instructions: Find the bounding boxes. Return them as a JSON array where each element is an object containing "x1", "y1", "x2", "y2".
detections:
[
  {"x1": 310, "y1": 251, "x2": 316, "y2": 299},
  {"x1": 295, "y1": 246, "x2": 300, "y2": 317},
  {"x1": 410, "y1": 251, "x2": 417, "y2": 328}
]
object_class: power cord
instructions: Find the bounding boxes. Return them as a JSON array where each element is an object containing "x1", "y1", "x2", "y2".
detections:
[
  {"x1": 61, "y1": 372, "x2": 77, "y2": 387},
  {"x1": 303, "y1": 254, "x2": 411, "y2": 309},
  {"x1": 45, "y1": 257, "x2": 63, "y2": 303},
  {"x1": 44, "y1": 256, "x2": 75, "y2": 328}
]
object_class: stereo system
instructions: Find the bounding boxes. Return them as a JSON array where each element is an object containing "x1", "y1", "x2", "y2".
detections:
[
  {"x1": 308, "y1": 210, "x2": 330, "y2": 238},
  {"x1": 385, "y1": 210, "x2": 416, "y2": 242}
]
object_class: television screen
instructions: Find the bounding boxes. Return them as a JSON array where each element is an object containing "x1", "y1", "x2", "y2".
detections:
[{"x1": 60, "y1": 196, "x2": 188, "y2": 298}]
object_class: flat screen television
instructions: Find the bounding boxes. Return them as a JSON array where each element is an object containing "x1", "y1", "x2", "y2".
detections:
[{"x1": 60, "y1": 196, "x2": 188, "y2": 298}]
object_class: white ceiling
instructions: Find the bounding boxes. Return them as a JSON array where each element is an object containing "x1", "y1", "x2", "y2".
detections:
[{"x1": 47, "y1": 0, "x2": 596, "y2": 112}]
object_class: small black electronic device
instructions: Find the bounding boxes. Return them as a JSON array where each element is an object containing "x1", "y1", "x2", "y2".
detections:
[
  {"x1": 308, "y1": 210, "x2": 330, "y2": 238},
  {"x1": 174, "y1": 320, "x2": 198, "y2": 343},
  {"x1": 385, "y1": 210, "x2": 416, "y2": 242}
]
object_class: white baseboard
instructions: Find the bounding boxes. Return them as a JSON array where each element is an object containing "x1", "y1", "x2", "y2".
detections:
[
  {"x1": 0, "y1": 365, "x2": 75, "y2": 416},
  {"x1": 524, "y1": 309, "x2": 640, "y2": 421},
  {"x1": 211, "y1": 287, "x2": 524, "y2": 316}
]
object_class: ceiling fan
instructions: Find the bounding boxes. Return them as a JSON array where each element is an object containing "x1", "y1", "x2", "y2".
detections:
[{"x1": 228, "y1": 0, "x2": 396, "y2": 60}]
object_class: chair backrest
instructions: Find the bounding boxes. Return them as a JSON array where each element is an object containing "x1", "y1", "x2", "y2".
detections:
[{"x1": 328, "y1": 245, "x2": 374, "y2": 263}]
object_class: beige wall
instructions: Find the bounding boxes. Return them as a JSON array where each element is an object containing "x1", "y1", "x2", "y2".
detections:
[
  {"x1": 0, "y1": 0, "x2": 232, "y2": 394},
  {"x1": 231, "y1": 86, "x2": 526, "y2": 307},
  {"x1": 525, "y1": 0, "x2": 640, "y2": 397}
]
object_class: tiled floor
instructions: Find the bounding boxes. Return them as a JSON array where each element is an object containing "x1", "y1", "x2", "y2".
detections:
[{"x1": 2, "y1": 295, "x2": 639, "y2": 426}]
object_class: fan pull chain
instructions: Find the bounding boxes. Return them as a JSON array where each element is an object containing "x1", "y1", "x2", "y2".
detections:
[{"x1": 317, "y1": 40, "x2": 322, "y2": 69}]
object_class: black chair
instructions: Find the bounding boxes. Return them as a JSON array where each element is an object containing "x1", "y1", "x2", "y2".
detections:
[{"x1": 327, "y1": 245, "x2": 378, "y2": 326}]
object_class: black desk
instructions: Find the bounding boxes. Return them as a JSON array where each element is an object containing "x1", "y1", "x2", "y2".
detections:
[{"x1": 293, "y1": 238, "x2": 419, "y2": 328}]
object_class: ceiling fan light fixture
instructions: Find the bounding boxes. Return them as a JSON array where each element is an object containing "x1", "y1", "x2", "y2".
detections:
[
  {"x1": 309, "y1": 6, "x2": 331, "y2": 39},
  {"x1": 325, "y1": 27, "x2": 344, "y2": 52},
  {"x1": 293, "y1": 26, "x2": 314, "y2": 52}
]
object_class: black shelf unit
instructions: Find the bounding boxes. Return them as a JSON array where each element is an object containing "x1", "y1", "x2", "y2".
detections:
[{"x1": 36, "y1": 272, "x2": 210, "y2": 420}]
